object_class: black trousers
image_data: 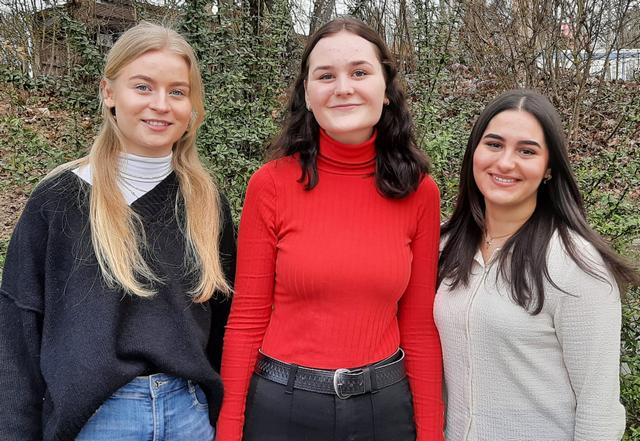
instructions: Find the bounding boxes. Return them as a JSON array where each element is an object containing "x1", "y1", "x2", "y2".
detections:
[{"x1": 242, "y1": 373, "x2": 416, "y2": 441}]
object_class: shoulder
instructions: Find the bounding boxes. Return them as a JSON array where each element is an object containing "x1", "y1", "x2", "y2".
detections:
[
  {"x1": 1, "y1": 171, "x2": 85, "y2": 309},
  {"x1": 406, "y1": 175, "x2": 441, "y2": 239},
  {"x1": 415, "y1": 174, "x2": 440, "y2": 197},
  {"x1": 247, "y1": 157, "x2": 300, "y2": 191},
  {"x1": 23, "y1": 170, "x2": 85, "y2": 220},
  {"x1": 413, "y1": 174, "x2": 441, "y2": 218},
  {"x1": 32, "y1": 168, "x2": 80, "y2": 197},
  {"x1": 246, "y1": 163, "x2": 276, "y2": 194},
  {"x1": 12, "y1": 169, "x2": 88, "y2": 242},
  {"x1": 407, "y1": 174, "x2": 440, "y2": 211},
  {"x1": 546, "y1": 229, "x2": 618, "y2": 299},
  {"x1": 547, "y1": 230, "x2": 607, "y2": 274},
  {"x1": 261, "y1": 156, "x2": 300, "y2": 176}
]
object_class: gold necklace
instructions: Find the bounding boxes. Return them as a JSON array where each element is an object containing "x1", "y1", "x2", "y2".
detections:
[{"x1": 484, "y1": 231, "x2": 513, "y2": 249}]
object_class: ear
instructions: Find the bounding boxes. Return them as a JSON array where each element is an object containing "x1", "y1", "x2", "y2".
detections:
[
  {"x1": 101, "y1": 79, "x2": 115, "y2": 109},
  {"x1": 545, "y1": 168, "x2": 552, "y2": 179},
  {"x1": 304, "y1": 80, "x2": 310, "y2": 109}
]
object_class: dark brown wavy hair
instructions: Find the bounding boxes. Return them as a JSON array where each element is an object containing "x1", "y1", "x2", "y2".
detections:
[
  {"x1": 268, "y1": 17, "x2": 429, "y2": 198},
  {"x1": 438, "y1": 89, "x2": 639, "y2": 314}
]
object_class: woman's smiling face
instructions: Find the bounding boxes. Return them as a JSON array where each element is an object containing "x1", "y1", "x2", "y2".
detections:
[
  {"x1": 101, "y1": 49, "x2": 192, "y2": 157},
  {"x1": 473, "y1": 109, "x2": 550, "y2": 216},
  {"x1": 304, "y1": 30, "x2": 387, "y2": 145}
]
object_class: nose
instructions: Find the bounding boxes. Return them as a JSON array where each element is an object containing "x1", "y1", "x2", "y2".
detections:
[
  {"x1": 495, "y1": 149, "x2": 516, "y2": 171},
  {"x1": 334, "y1": 76, "x2": 354, "y2": 96},
  {"x1": 150, "y1": 92, "x2": 170, "y2": 112}
]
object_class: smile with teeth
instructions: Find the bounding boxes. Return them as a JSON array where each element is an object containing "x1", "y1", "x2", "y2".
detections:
[
  {"x1": 492, "y1": 174, "x2": 517, "y2": 184},
  {"x1": 143, "y1": 120, "x2": 170, "y2": 126}
]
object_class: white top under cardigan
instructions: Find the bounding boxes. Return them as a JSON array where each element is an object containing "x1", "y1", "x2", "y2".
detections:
[
  {"x1": 435, "y1": 231, "x2": 625, "y2": 441},
  {"x1": 73, "y1": 152, "x2": 173, "y2": 205}
]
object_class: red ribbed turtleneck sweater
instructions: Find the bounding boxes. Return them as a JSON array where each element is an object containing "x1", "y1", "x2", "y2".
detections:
[{"x1": 218, "y1": 130, "x2": 443, "y2": 440}]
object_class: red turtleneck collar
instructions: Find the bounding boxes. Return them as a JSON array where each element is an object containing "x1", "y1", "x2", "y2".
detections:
[{"x1": 317, "y1": 129, "x2": 376, "y2": 175}]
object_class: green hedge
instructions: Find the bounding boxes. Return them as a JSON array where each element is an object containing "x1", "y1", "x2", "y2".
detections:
[{"x1": 0, "y1": 4, "x2": 638, "y2": 437}]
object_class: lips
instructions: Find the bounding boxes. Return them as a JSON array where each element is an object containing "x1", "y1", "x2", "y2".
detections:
[
  {"x1": 143, "y1": 119, "x2": 171, "y2": 127},
  {"x1": 490, "y1": 173, "x2": 519, "y2": 184},
  {"x1": 330, "y1": 103, "x2": 361, "y2": 109}
]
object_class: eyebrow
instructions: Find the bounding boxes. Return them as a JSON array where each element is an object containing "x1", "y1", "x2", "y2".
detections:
[
  {"x1": 311, "y1": 60, "x2": 374, "y2": 74},
  {"x1": 482, "y1": 133, "x2": 542, "y2": 148},
  {"x1": 128, "y1": 74, "x2": 190, "y2": 88}
]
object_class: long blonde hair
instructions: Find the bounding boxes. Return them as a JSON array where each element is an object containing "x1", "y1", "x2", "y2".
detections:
[{"x1": 51, "y1": 22, "x2": 230, "y2": 302}]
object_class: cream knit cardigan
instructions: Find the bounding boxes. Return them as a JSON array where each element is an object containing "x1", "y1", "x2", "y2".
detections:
[{"x1": 435, "y1": 231, "x2": 625, "y2": 441}]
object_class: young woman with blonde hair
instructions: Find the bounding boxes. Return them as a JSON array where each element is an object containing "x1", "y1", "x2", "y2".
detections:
[{"x1": 0, "y1": 22, "x2": 234, "y2": 441}]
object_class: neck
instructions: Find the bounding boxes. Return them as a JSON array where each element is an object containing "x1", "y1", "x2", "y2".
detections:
[
  {"x1": 118, "y1": 151, "x2": 173, "y2": 180},
  {"x1": 317, "y1": 129, "x2": 376, "y2": 175},
  {"x1": 117, "y1": 152, "x2": 174, "y2": 204},
  {"x1": 72, "y1": 152, "x2": 174, "y2": 205},
  {"x1": 484, "y1": 202, "x2": 536, "y2": 238}
]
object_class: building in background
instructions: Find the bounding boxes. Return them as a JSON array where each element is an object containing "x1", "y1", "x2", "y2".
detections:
[{"x1": 35, "y1": 0, "x2": 167, "y2": 76}]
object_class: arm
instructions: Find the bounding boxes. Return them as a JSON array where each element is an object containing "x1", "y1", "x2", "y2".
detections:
[
  {"x1": 208, "y1": 194, "x2": 237, "y2": 373},
  {"x1": 555, "y1": 251, "x2": 625, "y2": 441},
  {"x1": 216, "y1": 167, "x2": 278, "y2": 441},
  {"x1": 0, "y1": 197, "x2": 48, "y2": 441},
  {"x1": 0, "y1": 299, "x2": 45, "y2": 441},
  {"x1": 397, "y1": 176, "x2": 444, "y2": 441}
]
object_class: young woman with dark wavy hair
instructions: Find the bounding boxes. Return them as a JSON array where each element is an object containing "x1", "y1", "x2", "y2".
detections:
[
  {"x1": 217, "y1": 17, "x2": 443, "y2": 441},
  {"x1": 435, "y1": 89, "x2": 638, "y2": 440}
]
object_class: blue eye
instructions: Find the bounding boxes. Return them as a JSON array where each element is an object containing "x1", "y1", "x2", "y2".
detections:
[
  {"x1": 353, "y1": 69, "x2": 368, "y2": 78},
  {"x1": 135, "y1": 84, "x2": 150, "y2": 92},
  {"x1": 169, "y1": 89, "x2": 186, "y2": 97},
  {"x1": 319, "y1": 73, "x2": 334, "y2": 80}
]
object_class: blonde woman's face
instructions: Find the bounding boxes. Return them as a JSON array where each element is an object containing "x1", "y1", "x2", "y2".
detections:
[{"x1": 102, "y1": 49, "x2": 192, "y2": 157}]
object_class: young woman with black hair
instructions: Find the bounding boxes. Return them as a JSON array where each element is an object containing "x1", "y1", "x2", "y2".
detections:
[
  {"x1": 435, "y1": 89, "x2": 638, "y2": 440},
  {"x1": 0, "y1": 23, "x2": 234, "y2": 441},
  {"x1": 217, "y1": 17, "x2": 443, "y2": 441}
]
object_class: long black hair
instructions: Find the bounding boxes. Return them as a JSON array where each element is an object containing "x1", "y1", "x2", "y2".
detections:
[
  {"x1": 438, "y1": 89, "x2": 639, "y2": 314},
  {"x1": 268, "y1": 17, "x2": 429, "y2": 199}
]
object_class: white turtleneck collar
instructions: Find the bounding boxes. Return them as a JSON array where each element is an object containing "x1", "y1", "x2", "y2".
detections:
[{"x1": 73, "y1": 152, "x2": 173, "y2": 205}]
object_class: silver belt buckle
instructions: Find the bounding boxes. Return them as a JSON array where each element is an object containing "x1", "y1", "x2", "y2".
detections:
[{"x1": 333, "y1": 368, "x2": 355, "y2": 399}]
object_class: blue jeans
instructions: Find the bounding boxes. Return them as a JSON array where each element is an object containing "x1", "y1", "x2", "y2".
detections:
[{"x1": 76, "y1": 373, "x2": 215, "y2": 441}]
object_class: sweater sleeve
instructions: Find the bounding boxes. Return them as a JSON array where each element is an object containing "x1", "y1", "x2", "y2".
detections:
[
  {"x1": 554, "y1": 245, "x2": 625, "y2": 441},
  {"x1": 216, "y1": 167, "x2": 278, "y2": 441},
  {"x1": 397, "y1": 176, "x2": 444, "y2": 441},
  {"x1": 0, "y1": 194, "x2": 48, "y2": 441},
  {"x1": 207, "y1": 194, "x2": 237, "y2": 373}
]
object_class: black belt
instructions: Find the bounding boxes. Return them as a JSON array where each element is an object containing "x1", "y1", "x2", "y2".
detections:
[{"x1": 254, "y1": 349, "x2": 406, "y2": 399}]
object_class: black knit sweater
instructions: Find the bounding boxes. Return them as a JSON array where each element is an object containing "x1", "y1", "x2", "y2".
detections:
[{"x1": 0, "y1": 170, "x2": 236, "y2": 441}]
